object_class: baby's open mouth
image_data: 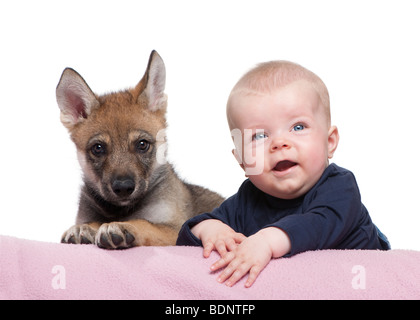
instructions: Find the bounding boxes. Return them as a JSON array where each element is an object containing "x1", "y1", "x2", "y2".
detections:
[{"x1": 273, "y1": 160, "x2": 297, "y2": 172}]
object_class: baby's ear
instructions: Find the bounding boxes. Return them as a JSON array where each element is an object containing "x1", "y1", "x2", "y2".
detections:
[
  {"x1": 327, "y1": 126, "x2": 340, "y2": 159},
  {"x1": 232, "y1": 149, "x2": 245, "y2": 171}
]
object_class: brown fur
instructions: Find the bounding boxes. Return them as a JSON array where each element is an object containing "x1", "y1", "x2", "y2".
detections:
[{"x1": 57, "y1": 51, "x2": 224, "y2": 249}]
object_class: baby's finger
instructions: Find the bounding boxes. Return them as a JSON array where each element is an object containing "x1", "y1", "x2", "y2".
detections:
[
  {"x1": 234, "y1": 233, "x2": 247, "y2": 244},
  {"x1": 203, "y1": 242, "x2": 215, "y2": 258},
  {"x1": 211, "y1": 251, "x2": 234, "y2": 272},
  {"x1": 221, "y1": 261, "x2": 250, "y2": 287},
  {"x1": 245, "y1": 265, "x2": 263, "y2": 288},
  {"x1": 214, "y1": 239, "x2": 228, "y2": 257},
  {"x1": 225, "y1": 237, "x2": 239, "y2": 252},
  {"x1": 225, "y1": 268, "x2": 247, "y2": 287}
]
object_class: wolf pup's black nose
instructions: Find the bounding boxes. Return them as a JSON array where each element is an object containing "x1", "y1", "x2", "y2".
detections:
[{"x1": 112, "y1": 177, "x2": 135, "y2": 197}]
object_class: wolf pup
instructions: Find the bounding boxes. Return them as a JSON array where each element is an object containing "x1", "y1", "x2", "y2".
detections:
[{"x1": 57, "y1": 50, "x2": 224, "y2": 249}]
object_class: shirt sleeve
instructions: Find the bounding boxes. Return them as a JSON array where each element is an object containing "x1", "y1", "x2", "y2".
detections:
[
  {"x1": 176, "y1": 215, "x2": 204, "y2": 246},
  {"x1": 176, "y1": 193, "x2": 239, "y2": 246},
  {"x1": 269, "y1": 169, "x2": 363, "y2": 256}
]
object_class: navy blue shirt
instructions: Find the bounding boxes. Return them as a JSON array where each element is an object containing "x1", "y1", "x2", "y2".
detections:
[{"x1": 177, "y1": 164, "x2": 390, "y2": 256}]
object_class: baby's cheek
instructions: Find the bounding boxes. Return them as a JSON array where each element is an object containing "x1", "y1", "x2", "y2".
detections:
[{"x1": 302, "y1": 147, "x2": 328, "y2": 177}]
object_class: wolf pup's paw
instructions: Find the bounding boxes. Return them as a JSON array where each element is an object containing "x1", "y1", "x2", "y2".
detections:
[
  {"x1": 61, "y1": 224, "x2": 97, "y2": 244},
  {"x1": 95, "y1": 222, "x2": 136, "y2": 250}
]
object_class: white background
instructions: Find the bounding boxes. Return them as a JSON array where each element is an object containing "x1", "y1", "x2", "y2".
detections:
[{"x1": 0, "y1": 0, "x2": 419, "y2": 250}]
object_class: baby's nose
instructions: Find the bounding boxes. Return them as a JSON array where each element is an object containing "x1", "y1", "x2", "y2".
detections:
[{"x1": 270, "y1": 138, "x2": 291, "y2": 152}]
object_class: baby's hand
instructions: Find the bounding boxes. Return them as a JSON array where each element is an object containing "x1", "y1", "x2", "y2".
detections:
[
  {"x1": 191, "y1": 219, "x2": 246, "y2": 258},
  {"x1": 211, "y1": 227, "x2": 291, "y2": 288},
  {"x1": 211, "y1": 232, "x2": 272, "y2": 288}
]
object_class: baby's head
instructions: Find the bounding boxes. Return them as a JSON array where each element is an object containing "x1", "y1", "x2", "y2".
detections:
[
  {"x1": 227, "y1": 61, "x2": 339, "y2": 199},
  {"x1": 228, "y1": 60, "x2": 331, "y2": 129}
]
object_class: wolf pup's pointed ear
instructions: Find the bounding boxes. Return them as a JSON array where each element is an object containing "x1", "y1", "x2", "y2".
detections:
[
  {"x1": 137, "y1": 50, "x2": 167, "y2": 112},
  {"x1": 56, "y1": 68, "x2": 100, "y2": 129}
]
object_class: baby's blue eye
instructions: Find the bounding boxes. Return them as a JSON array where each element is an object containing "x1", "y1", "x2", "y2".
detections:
[
  {"x1": 293, "y1": 124, "x2": 305, "y2": 131},
  {"x1": 253, "y1": 132, "x2": 268, "y2": 141}
]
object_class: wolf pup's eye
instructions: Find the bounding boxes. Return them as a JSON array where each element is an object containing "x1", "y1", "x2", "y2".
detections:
[
  {"x1": 136, "y1": 139, "x2": 150, "y2": 153},
  {"x1": 91, "y1": 143, "x2": 106, "y2": 156}
]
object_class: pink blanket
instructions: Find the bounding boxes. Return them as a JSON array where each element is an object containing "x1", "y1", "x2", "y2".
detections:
[{"x1": 1, "y1": 235, "x2": 419, "y2": 300}]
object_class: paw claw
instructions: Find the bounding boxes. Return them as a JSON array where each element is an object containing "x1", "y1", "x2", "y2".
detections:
[
  {"x1": 95, "y1": 222, "x2": 137, "y2": 250},
  {"x1": 124, "y1": 230, "x2": 135, "y2": 245},
  {"x1": 99, "y1": 233, "x2": 110, "y2": 248},
  {"x1": 61, "y1": 224, "x2": 97, "y2": 245},
  {"x1": 67, "y1": 235, "x2": 76, "y2": 244},
  {"x1": 111, "y1": 233, "x2": 123, "y2": 246},
  {"x1": 80, "y1": 235, "x2": 92, "y2": 244}
]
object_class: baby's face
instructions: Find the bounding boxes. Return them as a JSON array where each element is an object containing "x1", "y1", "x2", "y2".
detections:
[{"x1": 229, "y1": 80, "x2": 338, "y2": 199}]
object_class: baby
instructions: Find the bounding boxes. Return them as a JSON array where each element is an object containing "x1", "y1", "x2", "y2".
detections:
[{"x1": 177, "y1": 60, "x2": 390, "y2": 287}]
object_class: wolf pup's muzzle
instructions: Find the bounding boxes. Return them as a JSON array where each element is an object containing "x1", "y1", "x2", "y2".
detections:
[{"x1": 111, "y1": 176, "x2": 136, "y2": 198}]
